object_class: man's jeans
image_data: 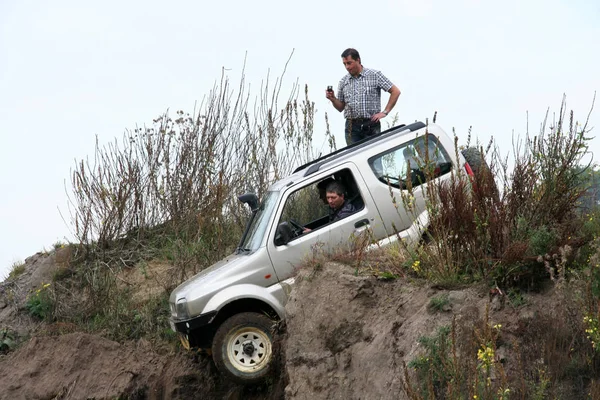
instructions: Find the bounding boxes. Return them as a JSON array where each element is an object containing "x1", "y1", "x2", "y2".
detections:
[
  {"x1": 345, "y1": 119, "x2": 383, "y2": 176},
  {"x1": 345, "y1": 119, "x2": 381, "y2": 145}
]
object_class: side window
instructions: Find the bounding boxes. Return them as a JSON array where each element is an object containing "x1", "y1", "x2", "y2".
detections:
[
  {"x1": 276, "y1": 169, "x2": 364, "y2": 242},
  {"x1": 279, "y1": 183, "x2": 325, "y2": 227},
  {"x1": 369, "y1": 135, "x2": 452, "y2": 189}
]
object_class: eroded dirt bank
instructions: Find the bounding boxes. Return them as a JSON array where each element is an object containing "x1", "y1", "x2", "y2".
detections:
[
  {"x1": 0, "y1": 252, "x2": 591, "y2": 399},
  {"x1": 0, "y1": 332, "x2": 195, "y2": 399},
  {"x1": 282, "y1": 262, "x2": 580, "y2": 399},
  {"x1": 0, "y1": 252, "x2": 282, "y2": 400}
]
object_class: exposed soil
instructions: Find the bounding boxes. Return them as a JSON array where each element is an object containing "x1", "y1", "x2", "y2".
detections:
[
  {"x1": 0, "y1": 250, "x2": 593, "y2": 399},
  {"x1": 0, "y1": 251, "x2": 283, "y2": 400},
  {"x1": 283, "y1": 262, "x2": 588, "y2": 399}
]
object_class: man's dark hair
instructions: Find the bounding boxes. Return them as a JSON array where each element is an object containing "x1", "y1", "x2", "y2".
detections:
[
  {"x1": 326, "y1": 181, "x2": 346, "y2": 197},
  {"x1": 341, "y1": 48, "x2": 361, "y2": 62}
]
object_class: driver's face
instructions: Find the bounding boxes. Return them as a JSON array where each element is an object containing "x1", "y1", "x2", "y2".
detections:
[{"x1": 326, "y1": 191, "x2": 345, "y2": 210}]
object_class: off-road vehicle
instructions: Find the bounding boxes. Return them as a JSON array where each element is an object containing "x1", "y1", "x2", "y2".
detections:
[{"x1": 169, "y1": 121, "x2": 477, "y2": 384}]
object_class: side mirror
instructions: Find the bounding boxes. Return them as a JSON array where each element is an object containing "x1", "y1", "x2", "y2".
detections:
[
  {"x1": 238, "y1": 193, "x2": 259, "y2": 212},
  {"x1": 274, "y1": 222, "x2": 294, "y2": 246}
]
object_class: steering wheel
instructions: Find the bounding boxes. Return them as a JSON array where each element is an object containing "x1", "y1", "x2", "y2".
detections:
[{"x1": 288, "y1": 218, "x2": 305, "y2": 236}]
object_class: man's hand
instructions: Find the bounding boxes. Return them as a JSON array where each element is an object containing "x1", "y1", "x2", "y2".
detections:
[
  {"x1": 375, "y1": 85, "x2": 400, "y2": 122},
  {"x1": 325, "y1": 89, "x2": 335, "y2": 101},
  {"x1": 371, "y1": 112, "x2": 387, "y2": 122},
  {"x1": 327, "y1": 90, "x2": 345, "y2": 113}
]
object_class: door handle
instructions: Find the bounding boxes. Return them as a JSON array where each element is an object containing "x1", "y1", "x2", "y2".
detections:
[{"x1": 354, "y1": 219, "x2": 370, "y2": 228}]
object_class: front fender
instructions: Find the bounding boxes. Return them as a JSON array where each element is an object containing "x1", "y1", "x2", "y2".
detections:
[{"x1": 202, "y1": 283, "x2": 287, "y2": 320}]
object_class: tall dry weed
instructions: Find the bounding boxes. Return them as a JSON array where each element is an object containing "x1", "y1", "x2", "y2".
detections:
[
  {"x1": 415, "y1": 96, "x2": 594, "y2": 285},
  {"x1": 59, "y1": 56, "x2": 332, "y2": 332}
]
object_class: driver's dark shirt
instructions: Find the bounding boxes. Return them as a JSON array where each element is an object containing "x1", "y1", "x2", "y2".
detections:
[{"x1": 328, "y1": 201, "x2": 356, "y2": 222}]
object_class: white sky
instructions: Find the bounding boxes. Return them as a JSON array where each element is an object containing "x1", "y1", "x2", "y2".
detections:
[{"x1": 1, "y1": 0, "x2": 599, "y2": 280}]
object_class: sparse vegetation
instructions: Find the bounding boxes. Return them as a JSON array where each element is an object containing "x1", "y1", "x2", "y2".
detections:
[
  {"x1": 0, "y1": 328, "x2": 15, "y2": 353},
  {"x1": 427, "y1": 293, "x2": 450, "y2": 313},
  {"x1": 397, "y1": 96, "x2": 600, "y2": 398},
  {"x1": 7, "y1": 261, "x2": 25, "y2": 280},
  {"x1": 26, "y1": 282, "x2": 53, "y2": 320}
]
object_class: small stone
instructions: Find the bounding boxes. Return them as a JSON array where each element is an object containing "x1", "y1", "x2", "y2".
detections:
[{"x1": 490, "y1": 295, "x2": 504, "y2": 311}]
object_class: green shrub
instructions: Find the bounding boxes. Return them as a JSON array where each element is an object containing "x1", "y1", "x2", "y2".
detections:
[
  {"x1": 406, "y1": 325, "x2": 454, "y2": 397},
  {"x1": 26, "y1": 283, "x2": 53, "y2": 320},
  {"x1": 403, "y1": 311, "x2": 509, "y2": 400},
  {"x1": 427, "y1": 294, "x2": 450, "y2": 313},
  {"x1": 507, "y1": 288, "x2": 527, "y2": 307},
  {"x1": 528, "y1": 225, "x2": 558, "y2": 256},
  {"x1": 0, "y1": 328, "x2": 15, "y2": 353}
]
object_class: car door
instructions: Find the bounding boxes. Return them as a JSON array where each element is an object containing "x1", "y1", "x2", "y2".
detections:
[
  {"x1": 265, "y1": 162, "x2": 385, "y2": 281},
  {"x1": 362, "y1": 133, "x2": 456, "y2": 240}
]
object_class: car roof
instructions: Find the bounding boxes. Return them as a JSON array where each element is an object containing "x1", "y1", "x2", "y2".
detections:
[
  {"x1": 295, "y1": 121, "x2": 427, "y2": 176},
  {"x1": 269, "y1": 121, "x2": 431, "y2": 191}
]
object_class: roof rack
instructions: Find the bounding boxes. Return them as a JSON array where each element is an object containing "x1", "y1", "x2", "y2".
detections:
[{"x1": 294, "y1": 121, "x2": 426, "y2": 177}]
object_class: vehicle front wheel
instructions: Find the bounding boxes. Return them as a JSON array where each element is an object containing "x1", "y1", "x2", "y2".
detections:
[{"x1": 212, "y1": 312, "x2": 275, "y2": 385}]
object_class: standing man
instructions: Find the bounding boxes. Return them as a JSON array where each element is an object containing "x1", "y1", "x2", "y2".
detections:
[{"x1": 326, "y1": 48, "x2": 401, "y2": 145}]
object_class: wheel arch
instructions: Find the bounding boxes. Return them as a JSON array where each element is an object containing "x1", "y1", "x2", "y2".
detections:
[
  {"x1": 212, "y1": 297, "x2": 280, "y2": 331},
  {"x1": 188, "y1": 287, "x2": 283, "y2": 349}
]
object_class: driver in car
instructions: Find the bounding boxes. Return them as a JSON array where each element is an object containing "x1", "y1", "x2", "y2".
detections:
[
  {"x1": 303, "y1": 181, "x2": 355, "y2": 233},
  {"x1": 325, "y1": 181, "x2": 355, "y2": 222}
]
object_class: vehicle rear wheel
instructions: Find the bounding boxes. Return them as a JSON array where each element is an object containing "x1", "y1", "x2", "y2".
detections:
[{"x1": 212, "y1": 312, "x2": 275, "y2": 385}]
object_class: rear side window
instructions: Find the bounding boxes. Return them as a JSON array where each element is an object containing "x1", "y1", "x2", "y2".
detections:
[{"x1": 369, "y1": 135, "x2": 452, "y2": 189}]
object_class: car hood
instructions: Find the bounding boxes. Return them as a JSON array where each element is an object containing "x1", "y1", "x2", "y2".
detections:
[{"x1": 169, "y1": 250, "x2": 272, "y2": 303}]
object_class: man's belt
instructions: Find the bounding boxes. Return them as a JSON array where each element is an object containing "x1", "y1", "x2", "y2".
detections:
[{"x1": 346, "y1": 118, "x2": 372, "y2": 123}]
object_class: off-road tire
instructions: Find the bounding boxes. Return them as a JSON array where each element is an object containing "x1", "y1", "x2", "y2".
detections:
[{"x1": 212, "y1": 312, "x2": 274, "y2": 385}]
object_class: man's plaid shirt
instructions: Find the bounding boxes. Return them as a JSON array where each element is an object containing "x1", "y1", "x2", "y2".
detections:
[{"x1": 337, "y1": 67, "x2": 393, "y2": 119}]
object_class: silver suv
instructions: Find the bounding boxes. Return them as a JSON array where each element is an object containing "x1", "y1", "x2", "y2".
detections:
[{"x1": 168, "y1": 121, "x2": 472, "y2": 384}]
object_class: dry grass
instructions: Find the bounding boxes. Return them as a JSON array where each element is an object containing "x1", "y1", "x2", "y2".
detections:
[
  {"x1": 51, "y1": 57, "x2": 331, "y2": 343},
  {"x1": 399, "y1": 97, "x2": 595, "y2": 287}
]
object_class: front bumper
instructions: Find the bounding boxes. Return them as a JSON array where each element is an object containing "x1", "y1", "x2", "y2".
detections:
[{"x1": 169, "y1": 310, "x2": 218, "y2": 334}]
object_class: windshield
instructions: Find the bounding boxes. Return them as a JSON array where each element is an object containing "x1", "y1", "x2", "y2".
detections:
[{"x1": 240, "y1": 191, "x2": 280, "y2": 252}]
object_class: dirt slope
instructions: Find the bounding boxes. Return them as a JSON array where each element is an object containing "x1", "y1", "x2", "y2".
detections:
[
  {"x1": 0, "y1": 251, "x2": 281, "y2": 400},
  {"x1": 0, "y1": 332, "x2": 195, "y2": 399},
  {"x1": 282, "y1": 262, "x2": 576, "y2": 400},
  {"x1": 0, "y1": 250, "x2": 588, "y2": 399}
]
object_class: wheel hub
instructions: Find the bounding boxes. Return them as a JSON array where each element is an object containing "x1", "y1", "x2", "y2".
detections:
[
  {"x1": 226, "y1": 328, "x2": 273, "y2": 373},
  {"x1": 242, "y1": 341, "x2": 255, "y2": 356}
]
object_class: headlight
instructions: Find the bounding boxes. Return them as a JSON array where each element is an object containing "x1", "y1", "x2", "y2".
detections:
[{"x1": 175, "y1": 298, "x2": 189, "y2": 320}]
